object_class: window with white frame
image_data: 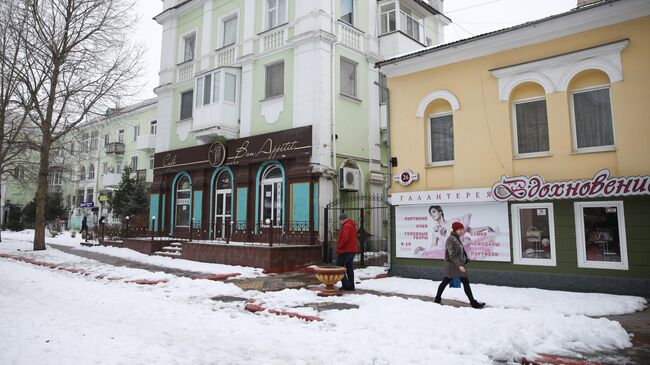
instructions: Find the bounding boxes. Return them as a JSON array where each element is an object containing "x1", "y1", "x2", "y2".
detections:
[
  {"x1": 175, "y1": 176, "x2": 191, "y2": 227},
  {"x1": 102, "y1": 162, "x2": 108, "y2": 175},
  {"x1": 182, "y1": 33, "x2": 196, "y2": 62},
  {"x1": 511, "y1": 203, "x2": 556, "y2": 266},
  {"x1": 85, "y1": 188, "x2": 94, "y2": 205},
  {"x1": 131, "y1": 156, "x2": 138, "y2": 171},
  {"x1": 428, "y1": 112, "x2": 454, "y2": 163},
  {"x1": 400, "y1": 7, "x2": 423, "y2": 43},
  {"x1": 104, "y1": 133, "x2": 109, "y2": 146},
  {"x1": 14, "y1": 166, "x2": 25, "y2": 180},
  {"x1": 88, "y1": 164, "x2": 95, "y2": 180},
  {"x1": 117, "y1": 129, "x2": 124, "y2": 143},
  {"x1": 76, "y1": 189, "x2": 84, "y2": 206},
  {"x1": 79, "y1": 166, "x2": 86, "y2": 181},
  {"x1": 133, "y1": 125, "x2": 139, "y2": 141},
  {"x1": 260, "y1": 165, "x2": 282, "y2": 228},
  {"x1": 90, "y1": 131, "x2": 98, "y2": 150},
  {"x1": 572, "y1": 86, "x2": 614, "y2": 151},
  {"x1": 212, "y1": 72, "x2": 221, "y2": 102},
  {"x1": 265, "y1": 0, "x2": 287, "y2": 30},
  {"x1": 116, "y1": 160, "x2": 123, "y2": 174},
  {"x1": 180, "y1": 90, "x2": 194, "y2": 120},
  {"x1": 150, "y1": 120, "x2": 157, "y2": 135},
  {"x1": 574, "y1": 201, "x2": 628, "y2": 270},
  {"x1": 340, "y1": 0, "x2": 354, "y2": 25},
  {"x1": 265, "y1": 61, "x2": 284, "y2": 98},
  {"x1": 513, "y1": 97, "x2": 549, "y2": 156},
  {"x1": 340, "y1": 57, "x2": 357, "y2": 98},
  {"x1": 81, "y1": 133, "x2": 89, "y2": 153},
  {"x1": 379, "y1": 3, "x2": 396, "y2": 34},
  {"x1": 222, "y1": 15, "x2": 238, "y2": 47},
  {"x1": 149, "y1": 155, "x2": 154, "y2": 169},
  {"x1": 196, "y1": 73, "x2": 212, "y2": 107},
  {"x1": 224, "y1": 73, "x2": 237, "y2": 103}
]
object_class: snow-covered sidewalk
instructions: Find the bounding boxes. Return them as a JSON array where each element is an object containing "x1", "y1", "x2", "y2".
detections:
[{"x1": 0, "y1": 231, "x2": 646, "y2": 364}]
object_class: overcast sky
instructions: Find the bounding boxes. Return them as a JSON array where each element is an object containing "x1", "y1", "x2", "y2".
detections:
[{"x1": 130, "y1": 0, "x2": 577, "y2": 102}]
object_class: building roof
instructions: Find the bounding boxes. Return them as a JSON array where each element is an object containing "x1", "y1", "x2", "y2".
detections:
[{"x1": 376, "y1": 0, "x2": 617, "y2": 68}]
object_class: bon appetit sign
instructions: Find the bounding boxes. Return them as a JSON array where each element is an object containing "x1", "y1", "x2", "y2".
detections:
[{"x1": 492, "y1": 169, "x2": 650, "y2": 202}]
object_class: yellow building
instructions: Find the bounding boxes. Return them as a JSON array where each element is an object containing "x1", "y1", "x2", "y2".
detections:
[{"x1": 377, "y1": 0, "x2": 650, "y2": 296}]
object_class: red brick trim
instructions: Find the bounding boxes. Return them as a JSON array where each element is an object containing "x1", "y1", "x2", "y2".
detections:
[{"x1": 244, "y1": 300, "x2": 322, "y2": 322}]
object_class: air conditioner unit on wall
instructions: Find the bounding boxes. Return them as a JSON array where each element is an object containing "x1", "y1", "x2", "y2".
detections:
[{"x1": 339, "y1": 167, "x2": 360, "y2": 192}]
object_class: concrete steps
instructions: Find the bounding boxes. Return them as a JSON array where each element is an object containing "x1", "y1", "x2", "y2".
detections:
[{"x1": 153, "y1": 242, "x2": 183, "y2": 258}]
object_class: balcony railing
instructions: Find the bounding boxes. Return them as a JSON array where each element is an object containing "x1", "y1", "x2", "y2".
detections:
[
  {"x1": 136, "y1": 134, "x2": 155, "y2": 151},
  {"x1": 260, "y1": 27, "x2": 286, "y2": 53},
  {"x1": 136, "y1": 169, "x2": 147, "y2": 182},
  {"x1": 176, "y1": 61, "x2": 195, "y2": 83},
  {"x1": 215, "y1": 45, "x2": 236, "y2": 67},
  {"x1": 339, "y1": 22, "x2": 364, "y2": 51},
  {"x1": 105, "y1": 142, "x2": 125, "y2": 155}
]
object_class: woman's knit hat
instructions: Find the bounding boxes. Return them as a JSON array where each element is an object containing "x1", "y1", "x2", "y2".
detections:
[{"x1": 451, "y1": 222, "x2": 464, "y2": 232}]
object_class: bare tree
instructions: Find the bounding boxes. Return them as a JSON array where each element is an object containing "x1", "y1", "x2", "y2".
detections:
[
  {"x1": 0, "y1": 1, "x2": 35, "y2": 241},
  {"x1": 16, "y1": 0, "x2": 143, "y2": 250}
]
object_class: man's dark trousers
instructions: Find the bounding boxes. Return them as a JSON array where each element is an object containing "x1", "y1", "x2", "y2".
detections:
[{"x1": 336, "y1": 252, "x2": 356, "y2": 290}]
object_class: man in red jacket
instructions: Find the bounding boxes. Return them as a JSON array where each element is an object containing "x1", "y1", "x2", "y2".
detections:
[{"x1": 336, "y1": 213, "x2": 358, "y2": 291}]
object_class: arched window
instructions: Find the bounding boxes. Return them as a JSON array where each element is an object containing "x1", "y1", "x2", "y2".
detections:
[
  {"x1": 260, "y1": 165, "x2": 282, "y2": 227},
  {"x1": 213, "y1": 170, "x2": 233, "y2": 239},
  {"x1": 425, "y1": 99, "x2": 454, "y2": 164},
  {"x1": 175, "y1": 176, "x2": 191, "y2": 227},
  {"x1": 510, "y1": 82, "x2": 549, "y2": 157},
  {"x1": 569, "y1": 69, "x2": 614, "y2": 152},
  {"x1": 79, "y1": 166, "x2": 86, "y2": 181},
  {"x1": 88, "y1": 164, "x2": 95, "y2": 180}
]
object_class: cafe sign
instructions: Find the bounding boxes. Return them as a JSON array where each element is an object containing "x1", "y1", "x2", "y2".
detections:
[
  {"x1": 208, "y1": 141, "x2": 227, "y2": 167},
  {"x1": 492, "y1": 169, "x2": 650, "y2": 202}
]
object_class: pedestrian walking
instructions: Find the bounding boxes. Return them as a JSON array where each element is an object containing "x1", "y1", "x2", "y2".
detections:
[
  {"x1": 80, "y1": 215, "x2": 89, "y2": 239},
  {"x1": 434, "y1": 221, "x2": 485, "y2": 308},
  {"x1": 336, "y1": 213, "x2": 358, "y2": 291}
]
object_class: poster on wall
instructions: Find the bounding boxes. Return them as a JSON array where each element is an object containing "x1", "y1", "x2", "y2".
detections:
[{"x1": 395, "y1": 202, "x2": 511, "y2": 262}]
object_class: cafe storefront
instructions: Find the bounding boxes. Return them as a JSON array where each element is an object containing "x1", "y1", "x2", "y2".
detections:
[{"x1": 148, "y1": 126, "x2": 321, "y2": 270}]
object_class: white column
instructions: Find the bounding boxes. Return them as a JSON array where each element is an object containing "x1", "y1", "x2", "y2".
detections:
[
  {"x1": 241, "y1": 0, "x2": 256, "y2": 57},
  {"x1": 158, "y1": 19, "x2": 178, "y2": 86},
  {"x1": 200, "y1": 1, "x2": 214, "y2": 71},
  {"x1": 239, "y1": 61, "x2": 254, "y2": 137}
]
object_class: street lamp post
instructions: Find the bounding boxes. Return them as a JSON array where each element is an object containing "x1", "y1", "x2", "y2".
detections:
[
  {"x1": 125, "y1": 215, "x2": 130, "y2": 239},
  {"x1": 151, "y1": 216, "x2": 156, "y2": 243}
]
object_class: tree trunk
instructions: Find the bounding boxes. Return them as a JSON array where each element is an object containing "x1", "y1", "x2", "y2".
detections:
[{"x1": 33, "y1": 136, "x2": 51, "y2": 251}]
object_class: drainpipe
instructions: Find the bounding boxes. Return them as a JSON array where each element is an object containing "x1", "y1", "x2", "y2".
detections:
[
  {"x1": 374, "y1": 76, "x2": 392, "y2": 270},
  {"x1": 331, "y1": 0, "x2": 340, "y2": 199}
]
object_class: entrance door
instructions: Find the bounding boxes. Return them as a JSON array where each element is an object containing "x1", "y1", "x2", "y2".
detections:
[{"x1": 213, "y1": 171, "x2": 232, "y2": 239}]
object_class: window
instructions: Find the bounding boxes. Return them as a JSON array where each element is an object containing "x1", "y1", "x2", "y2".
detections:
[
  {"x1": 85, "y1": 188, "x2": 94, "y2": 204},
  {"x1": 182, "y1": 33, "x2": 196, "y2": 62},
  {"x1": 223, "y1": 16, "x2": 238, "y2": 47},
  {"x1": 48, "y1": 172, "x2": 62, "y2": 186},
  {"x1": 102, "y1": 162, "x2": 108, "y2": 175},
  {"x1": 260, "y1": 165, "x2": 283, "y2": 227},
  {"x1": 379, "y1": 3, "x2": 397, "y2": 34},
  {"x1": 572, "y1": 86, "x2": 614, "y2": 151},
  {"x1": 133, "y1": 125, "x2": 139, "y2": 141},
  {"x1": 14, "y1": 166, "x2": 24, "y2": 181},
  {"x1": 118, "y1": 129, "x2": 124, "y2": 143},
  {"x1": 90, "y1": 131, "x2": 98, "y2": 150},
  {"x1": 266, "y1": 0, "x2": 287, "y2": 29},
  {"x1": 88, "y1": 164, "x2": 95, "y2": 180},
  {"x1": 175, "y1": 176, "x2": 191, "y2": 227},
  {"x1": 116, "y1": 160, "x2": 123, "y2": 174},
  {"x1": 104, "y1": 134, "x2": 110, "y2": 146},
  {"x1": 150, "y1": 120, "x2": 157, "y2": 135},
  {"x1": 340, "y1": 0, "x2": 354, "y2": 25},
  {"x1": 76, "y1": 189, "x2": 85, "y2": 205},
  {"x1": 265, "y1": 61, "x2": 284, "y2": 98},
  {"x1": 512, "y1": 203, "x2": 556, "y2": 266},
  {"x1": 513, "y1": 98, "x2": 549, "y2": 156},
  {"x1": 428, "y1": 113, "x2": 454, "y2": 164},
  {"x1": 81, "y1": 133, "x2": 89, "y2": 153},
  {"x1": 400, "y1": 7, "x2": 423, "y2": 42},
  {"x1": 224, "y1": 73, "x2": 237, "y2": 103},
  {"x1": 79, "y1": 166, "x2": 86, "y2": 181},
  {"x1": 131, "y1": 156, "x2": 138, "y2": 171},
  {"x1": 213, "y1": 72, "x2": 221, "y2": 102},
  {"x1": 149, "y1": 155, "x2": 155, "y2": 169},
  {"x1": 340, "y1": 57, "x2": 357, "y2": 98},
  {"x1": 70, "y1": 143, "x2": 75, "y2": 155},
  {"x1": 180, "y1": 90, "x2": 194, "y2": 120},
  {"x1": 196, "y1": 74, "x2": 212, "y2": 107},
  {"x1": 574, "y1": 201, "x2": 628, "y2": 270}
]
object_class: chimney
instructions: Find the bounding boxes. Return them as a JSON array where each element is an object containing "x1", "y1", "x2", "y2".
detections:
[{"x1": 577, "y1": 0, "x2": 602, "y2": 8}]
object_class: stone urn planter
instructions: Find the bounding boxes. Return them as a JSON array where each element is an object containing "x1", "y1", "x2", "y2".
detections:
[{"x1": 314, "y1": 265, "x2": 347, "y2": 297}]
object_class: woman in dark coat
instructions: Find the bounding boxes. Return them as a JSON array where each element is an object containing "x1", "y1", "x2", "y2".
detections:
[{"x1": 434, "y1": 222, "x2": 485, "y2": 308}]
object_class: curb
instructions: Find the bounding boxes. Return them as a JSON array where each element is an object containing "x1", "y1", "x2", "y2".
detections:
[
  {"x1": 521, "y1": 355, "x2": 602, "y2": 365},
  {"x1": 192, "y1": 273, "x2": 241, "y2": 281}
]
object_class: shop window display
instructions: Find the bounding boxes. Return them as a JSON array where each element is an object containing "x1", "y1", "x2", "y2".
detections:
[
  {"x1": 574, "y1": 201, "x2": 628, "y2": 270},
  {"x1": 511, "y1": 203, "x2": 556, "y2": 266}
]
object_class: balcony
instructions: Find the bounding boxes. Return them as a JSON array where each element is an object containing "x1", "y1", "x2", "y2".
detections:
[
  {"x1": 102, "y1": 173, "x2": 122, "y2": 187},
  {"x1": 339, "y1": 21, "x2": 365, "y2": 52},
  {"x1": 191, "y1": 67, "x2": 241, "y2": 142},
  {"x1": 105, "y1": 142, "x2": 125, "y2": 155},
  {"x1": 258, "y1": 25, "x2": 287, "y2": 53},
  {"x1": 378, "y1": 2, "x2": 435, "y2": 59},
  {"x1": 176, "y1": 60, "x2": 196, "y2": 83},
  {"x1": 136, "y1": 134, "x2": 155, "y2": 151},
  {"x1": 215, "y1": 45, "x2": 237, "y2": 67}
]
